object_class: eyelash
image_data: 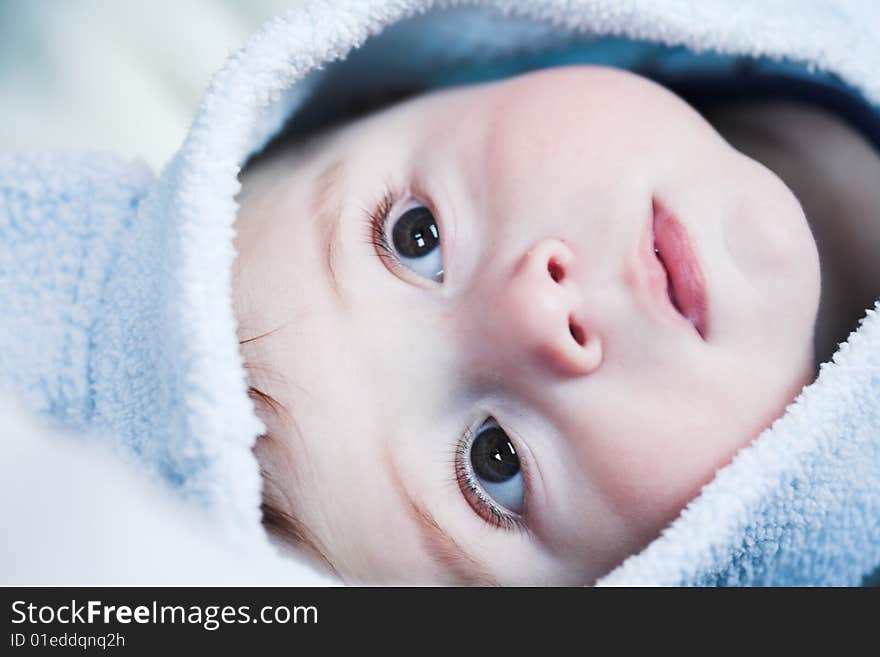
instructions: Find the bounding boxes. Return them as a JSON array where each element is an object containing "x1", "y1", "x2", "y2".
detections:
[
  {"x1": 453, "y1": 421, "x2": 528, "y2": 534},
  {"x1": 363, "y1": 182, "x2": 446, "y2": 285},
  {"x1": 363, "y1": 184, "x2": 399, "y2": 269}
]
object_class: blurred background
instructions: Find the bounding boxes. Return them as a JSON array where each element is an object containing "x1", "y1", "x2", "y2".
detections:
[{"x1": 1, "y1": 0, "x2": 305, "y2": 171}]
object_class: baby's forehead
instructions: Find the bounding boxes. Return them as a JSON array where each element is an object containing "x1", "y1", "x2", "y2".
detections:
[
  {"x1": 256, "y1": 66, "x2": 658, "y2": 180},
  {"x1": 347, "y1": 67, "x2": 680, "y2": 153}
]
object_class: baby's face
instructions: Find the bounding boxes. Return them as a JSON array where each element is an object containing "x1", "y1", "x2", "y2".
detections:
[{"x1": 234, "y1": 66, "x2": 819, "y2": 584}]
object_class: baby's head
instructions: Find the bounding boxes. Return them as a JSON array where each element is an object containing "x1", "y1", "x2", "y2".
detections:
[{"x1": 232, "y1": 66, "x2": 819, "y2": 585}]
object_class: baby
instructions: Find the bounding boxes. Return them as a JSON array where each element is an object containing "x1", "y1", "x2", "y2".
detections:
[{"x1": 231, "y1": 65, "x2": 879, "y2": 585}]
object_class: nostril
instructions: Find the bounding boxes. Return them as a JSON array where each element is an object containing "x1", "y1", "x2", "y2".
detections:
[
  {"x1": 568, "y1": 319, "x2": 585, "y2": 347},
  {"x1": 548, "y1": 258, "x2": 565, "y2": 283}
]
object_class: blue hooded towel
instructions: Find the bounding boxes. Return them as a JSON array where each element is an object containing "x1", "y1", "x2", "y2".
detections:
[{"x1": 1, "y1": 0, "x2": 878, "y2": 585}]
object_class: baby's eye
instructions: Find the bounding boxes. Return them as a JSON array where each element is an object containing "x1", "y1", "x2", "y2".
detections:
[
  {"x1": 470, "y1": 420, "x2": 524, "y2": 513},
  {"x1": 387, "y1": 203, "x2": 444, "y2": 282},
  {"x1": 456, "y1": 418, "x2": 526, "y2": 529}
]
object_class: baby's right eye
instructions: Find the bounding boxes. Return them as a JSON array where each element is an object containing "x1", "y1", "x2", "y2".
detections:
[{"x1": 455, "y1": 418, "x2": 527, "y2": 531}]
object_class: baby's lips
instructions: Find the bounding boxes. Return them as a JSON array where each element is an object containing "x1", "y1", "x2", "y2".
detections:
[{"x1": 652, "y1": 198, "x2": 708, "y2": 340}]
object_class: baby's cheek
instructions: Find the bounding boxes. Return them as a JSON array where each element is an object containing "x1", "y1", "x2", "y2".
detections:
[{"x1": 589, "y1": 401, "x2": 756, "y2": 549}]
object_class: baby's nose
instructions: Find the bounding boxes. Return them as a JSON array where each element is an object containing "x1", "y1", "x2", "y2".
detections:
[{"x1": 493, "y1": 238, "x2": 602, "y2": 377}]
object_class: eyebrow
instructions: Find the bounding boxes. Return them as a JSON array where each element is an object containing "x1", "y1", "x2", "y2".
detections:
[
  {"x1": 384, "y1": 445, "x2": 499, "y2": 586},
  {"x1": 311, "y1": 157, "x2": 347, "y2": 304},
  {"x1": 404, "y1": 496, "x2": 500, "y2": 586}
]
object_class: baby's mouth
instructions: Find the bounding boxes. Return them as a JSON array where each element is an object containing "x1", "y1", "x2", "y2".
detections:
[{"x1": 651, "y1": 198, "x2": 708, "y2": 340}]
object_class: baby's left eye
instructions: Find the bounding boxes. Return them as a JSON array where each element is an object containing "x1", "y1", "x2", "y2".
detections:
[{"x1": 388, "y1": 204, "x2": 444, "y2": 282}]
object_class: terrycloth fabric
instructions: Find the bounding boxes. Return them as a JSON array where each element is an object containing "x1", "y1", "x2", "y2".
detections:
[
  {"x1": 603, "y1": 303, "x2": 880, "y2": 586},
  {"x1": 1, "y1": 0, "x2": 878, "y2": 584},
  {"x1": 0, "y1": 394, "x2": 334, "y2": 585},
  {"x1": 0, "y1": 150, "x2": 265, "y2": 538}
]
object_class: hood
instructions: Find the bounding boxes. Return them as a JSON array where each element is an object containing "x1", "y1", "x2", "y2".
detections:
[{"x1": 155, "y1": 0, "x2": 880, "y2": 584}]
